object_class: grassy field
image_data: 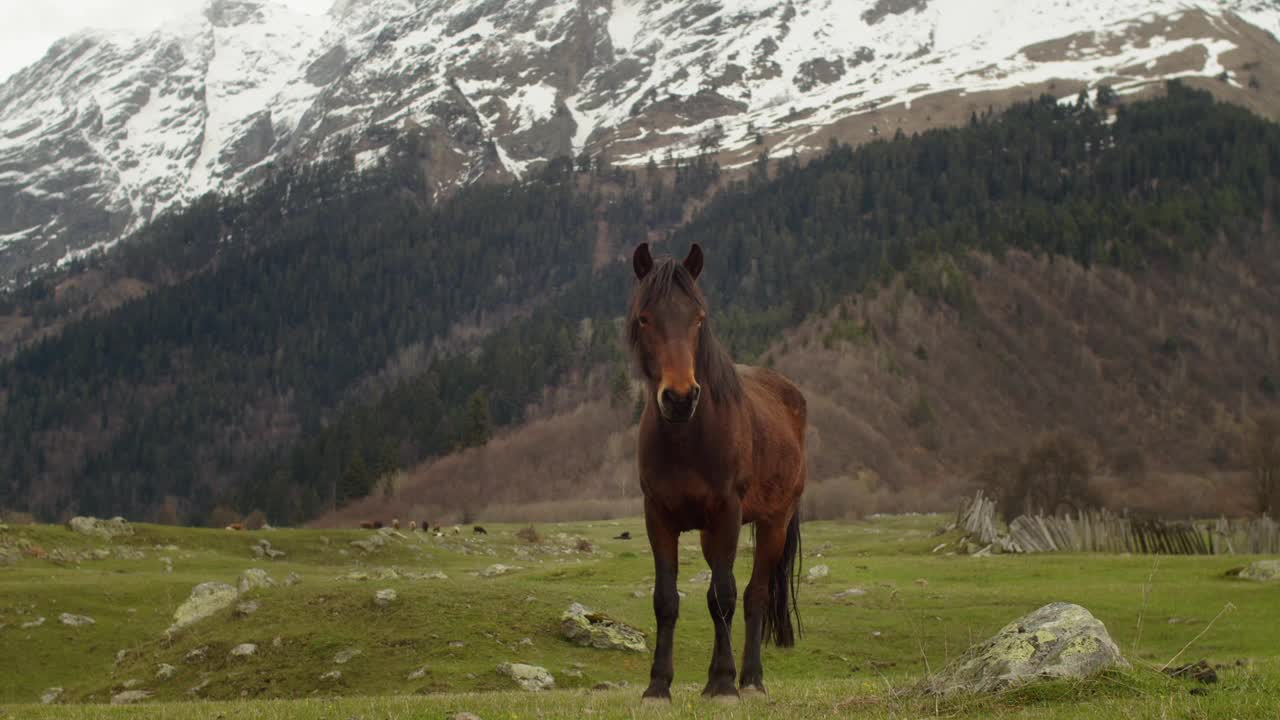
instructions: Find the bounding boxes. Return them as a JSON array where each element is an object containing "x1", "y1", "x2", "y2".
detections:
[{"x1": 1, "y1": 515, "x2": 1277, "y2": 718}]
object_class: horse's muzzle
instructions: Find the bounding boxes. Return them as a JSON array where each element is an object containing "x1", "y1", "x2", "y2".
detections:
[{"x1": 659, "y1": 386, "x2": 701, "y2": 423}]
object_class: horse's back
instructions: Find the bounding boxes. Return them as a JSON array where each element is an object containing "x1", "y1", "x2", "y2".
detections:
[
  {"x1": 737, "y1": 364, "x2": 807, "y2": 440},
  {"x1": 736, "y1": 365, "x2": 807, "y2": 524}
]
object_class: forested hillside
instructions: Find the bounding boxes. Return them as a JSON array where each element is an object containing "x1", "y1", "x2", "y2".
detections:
[{"x1": 2, "y1": 83, "x2": 1278, "y2": 525}]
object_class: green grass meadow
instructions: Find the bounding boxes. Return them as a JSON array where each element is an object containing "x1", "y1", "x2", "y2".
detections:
[{"x1": 1, "y1": 516, "x2": 1277, "y2": 718}]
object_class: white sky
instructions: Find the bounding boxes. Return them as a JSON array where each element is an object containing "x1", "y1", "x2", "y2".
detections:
[{"x1": 0, "y1": 0, "x2": 332, "y2": 83}]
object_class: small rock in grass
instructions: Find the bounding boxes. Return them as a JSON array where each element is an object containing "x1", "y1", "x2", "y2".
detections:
[
  {"x1": 833, "y1": 588, "x2": 867, "y2": 599},
  {"x1": 272, "y1": 636, "x2": 283, "y2": 648},
  {"x1": 238, "y1": 568, "x2": 274, "y2": 593},
  {"x1": 449, "y1": 713, "x2": 483, "y2": 720},
  {"x1": 121, "y1": 679, "x2": 140, "y2": 689},
  {"x1": 229, "y1": 643, "x2": 257, "y2": 658},
  {"x1": 185, "y1": 646, "x2": 208, "y2": 663},
  {"x1": 110, "y1": 690, "x2": 151, "y2": 705},
  {"x1": 156, "y1": 663, "x2": 177, "y2": 680},
  {"x1": 560, "y1": 602, "x2": 648, "y2": 652},
  {"x1": 334, "y1": 647, "x2": 362, "y2": 664},
  {"x1": 21, "y1": 616, "x2": 45, "y2": 629},
  {"x1": 407, "y1": 666, "x2": 429, "y2": 680},
  {"x1": 169, "y1": 582, "x2": 238, "y2": 634},
  {"x1": 374, "y1": 588, "x2": 398, "y2": 606},
  {"x1": 284, "y1": 571, "x2": 302, "y2": 586},
  {"x1": 448, "y1": 641, "x2": 466, "y2": 648},
  {"x1": 235, "y1": 601, "x2": 260, "y2": 617},
  {"x1": 40, "y1": 687, "x2": 63, "y2": 704},
  {"x1": 806, "y1": 564, "x2": 830, "y2": 582},
  {"x1": 592, "y1": 680, "x2": 629, "y2": 691},
  {"x1": 59, "y1": 613, "x2": 95, "y2": 627},
  {"x1": 187, "y1": 679, "x2": 210, "y2": 696},
  {"x1": 1238, "y1": 560, "x2": 1280, "y2": 582},
  {"x1": 497, "y1": 662, "x2": 554, "y2": 691},
  {"x1": 320, "y1": 670, "x2": 342, "y2": 682},
  {"x1": 479, "y1": 563, "x2": 521, "y2": 578}
]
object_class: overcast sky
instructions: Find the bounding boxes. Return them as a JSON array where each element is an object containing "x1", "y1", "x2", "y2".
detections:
[{"x1": 0, "y1": 0, "x2": 331, "y2": 83}]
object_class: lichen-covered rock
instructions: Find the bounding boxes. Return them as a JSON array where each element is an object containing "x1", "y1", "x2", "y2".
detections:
[
  {"x1": 497, "y1": 662, "x2": 554, "y2": 691},
  {"x1": 806, "y1": 564, "x2": 830, "y2": 582},
  {"x1": 168, "y1": 582, "x2": 238, "y2": 634},
  {"x1": 560, "y1": 603, "x2": 647, "y2": 652},
  {"x1": 68, "y1": 516, "x2": 133, "y2": 539},
  {"x1": 374, "y1": 588, "x2": 398, "y2": 606},
  {"x1": 238, "y1": 568, "x2": 274, "y2": 593},
  {"x1": 320, "y1": 669, "x2": 342, "y2": 681},
  {"x1": 59, "y1": 613, "x2": 95, "y2": 627},
  {"x1": 235, "y1": 600, "x2": 260, "y2": 616},
  {"x1": 334, "y1": 647, "x2": 362, "y2": 664},
  {"x1": 155, "y1": 663, "x2": 177, "y2": 680},
  {"x1": 926, "y1": 602, "x2": 1128, "y2": 694},
  {"x1": 40, "y1": 687, "x2": 63, "y2": 704},
  {"x1": 110, "y1": 690, "x2": 151, "y2": 705},
  {"x1": 1238, "y1": 560, "x2": 1280, "y2": 582}
]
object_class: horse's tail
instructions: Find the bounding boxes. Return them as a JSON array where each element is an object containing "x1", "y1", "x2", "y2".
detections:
[{"x1": 764, "y1": 507, "x2": 802, "y2": 647}]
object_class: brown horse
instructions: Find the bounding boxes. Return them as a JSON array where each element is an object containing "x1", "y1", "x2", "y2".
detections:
[{"x1": 628, "y1": 242, "x2": 807, "y2": 701}]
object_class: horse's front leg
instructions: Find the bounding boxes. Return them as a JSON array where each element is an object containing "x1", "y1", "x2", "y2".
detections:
[
  {"x1": 700, "y1": 502, "x2": 741, "y2": 700},
  {"x1": 643, "y1": 502, "x2": 680, "y2": 702}
]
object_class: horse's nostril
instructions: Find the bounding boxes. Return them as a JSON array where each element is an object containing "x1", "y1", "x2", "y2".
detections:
[{"x1": 662, "y1": 389, "x2": 680, "y2": 407}]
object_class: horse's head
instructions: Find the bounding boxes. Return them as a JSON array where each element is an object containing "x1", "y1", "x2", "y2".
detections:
[{"x1": 628, "y1": 243, "x2": 706, "y2": 423}]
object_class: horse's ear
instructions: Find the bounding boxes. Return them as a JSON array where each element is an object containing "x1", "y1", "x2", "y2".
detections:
[
  {"x1": 683, "y1": 243, "x2": 703, "y2": 280},
  {"x1": 633, "y1": 243, "x2": 653, "y2": 280}
]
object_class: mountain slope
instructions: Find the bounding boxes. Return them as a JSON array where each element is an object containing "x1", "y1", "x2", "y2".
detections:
[{"x1": 4, "y1": 0, "x2": 1280, "y2": 283}]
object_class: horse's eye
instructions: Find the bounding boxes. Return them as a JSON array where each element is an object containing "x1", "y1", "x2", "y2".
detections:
[{"x1": 638, "y1": 315, "x2": 650, "y2": 327}]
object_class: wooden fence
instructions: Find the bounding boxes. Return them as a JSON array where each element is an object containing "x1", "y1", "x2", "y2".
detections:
[{"x1": 953, "y1": 493, "x2": 1280, "y2": 555}]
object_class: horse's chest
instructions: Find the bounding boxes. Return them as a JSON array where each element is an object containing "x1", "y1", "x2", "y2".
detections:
[{"x1": 641, "y1": 462, "x2": 745, "y2": 528}]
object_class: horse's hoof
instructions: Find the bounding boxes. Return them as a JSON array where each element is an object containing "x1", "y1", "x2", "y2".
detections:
[
  {"x1": 641, "y1": 689, "x2": 671, "y2": 704},
  {"x1": 701, "y1": 682, "x2": 740, "y2": 702},
  {"x1": 740, "y1": 685, "x2": 767, "y2": 698}
]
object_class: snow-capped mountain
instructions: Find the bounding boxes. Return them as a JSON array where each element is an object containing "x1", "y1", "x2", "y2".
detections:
[{"x1": 2, "y1": 0, "x2": 1279, "y2": 283}]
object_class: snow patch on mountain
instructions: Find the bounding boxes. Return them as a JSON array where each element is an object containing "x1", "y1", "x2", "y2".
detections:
[{"x1": 1, "y1": 0, "x2": 1279, "y2": 283}]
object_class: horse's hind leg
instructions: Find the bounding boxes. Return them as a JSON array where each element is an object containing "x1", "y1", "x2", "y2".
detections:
[
  {"x1": 739, "y1": 515, "x2": 789, "y2": 693},
  {"x1": 642, "y1": 504, "x2": 680, "y2": 702},
  {"x1": 700, "y1": 506, "x2": 741, "y2": 699}
]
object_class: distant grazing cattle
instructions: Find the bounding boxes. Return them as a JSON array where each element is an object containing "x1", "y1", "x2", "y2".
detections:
[
  {"x1": 473, "y1": 525, "x2": 488, "y2": 535},
  {"x1": 225, "y1": 523, "x2": 245, "y2": 531},
  {"x1": 360, "y1": 520, "x2": 384, "y2": 530},
  {"x1": 451, "y1": 526, "x2": 461, "y2": 535},
  {"x1": 614, "y1": 531, "x2": 631, "y2": 540},
  {"x1": 408, "y1": 520, "x2": 417, "y2": 531},
  {"x1": 392, "y1": 518, "x2": 400, "y2": 530}
]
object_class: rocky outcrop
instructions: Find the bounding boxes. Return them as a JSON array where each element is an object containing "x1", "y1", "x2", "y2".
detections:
[
  {"x1": 67, "y1": 516, "x2": 133, "y2": 540},
  {"x1": 926, "y1": 602, "x2": 1128, "y2": 694}
]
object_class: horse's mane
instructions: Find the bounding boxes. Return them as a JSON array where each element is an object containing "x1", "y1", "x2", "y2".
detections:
[{"x1": 627, "y1": 257, "x2": 744, "y2": 404}]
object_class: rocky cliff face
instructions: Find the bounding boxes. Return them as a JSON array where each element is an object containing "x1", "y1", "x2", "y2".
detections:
[{"x1": 2, "y1": 0, "x2": 1279, "y2": 284}]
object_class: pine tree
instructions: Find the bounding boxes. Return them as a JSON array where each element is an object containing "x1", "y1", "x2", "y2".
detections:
[{"x1": 465, "y1": 391, "x2": 493, "y2": 448}]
